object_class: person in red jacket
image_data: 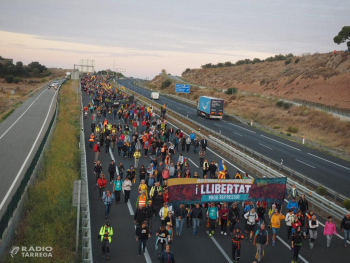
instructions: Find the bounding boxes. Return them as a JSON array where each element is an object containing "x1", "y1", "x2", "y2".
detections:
[
  {"x1": 219, "y1": 202, "x2": 229, "y2": 235},
  {"x1": 97, "y1": 174, "x2": 107, "y2": 199}
]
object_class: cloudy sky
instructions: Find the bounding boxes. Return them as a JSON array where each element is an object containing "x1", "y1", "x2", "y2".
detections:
[{"x1": 0, "y1": 0, "x2": 349, "y2": 78}]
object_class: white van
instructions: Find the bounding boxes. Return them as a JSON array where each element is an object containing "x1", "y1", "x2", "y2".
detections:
[{"x1": 151, "y1": 92, "x2": 160, "y2": 100}]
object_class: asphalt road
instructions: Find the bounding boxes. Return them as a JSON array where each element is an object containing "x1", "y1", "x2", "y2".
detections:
[
  {"x1": 0, "y1": 80, "x2": 64, "y2": 219},
  {"x1": 81, "y1": 89, "x2": 349, "y2": 263},
  {"x1": 118, "y1": 79, "x2": 350, "y2": 198}
]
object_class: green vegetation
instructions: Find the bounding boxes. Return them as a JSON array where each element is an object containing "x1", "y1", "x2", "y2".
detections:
[
  {"x1": 5, "y1": 75, "x2": 14, "y2": 83},
  {"x1": 333, "y1": 26, "x2": 350, "y2": 51},
  {"x1": 161, "y1": 79, "x2": 172, "y2": 89},
  {"x1": 343, "y1": 199, "x2": 350, "y2": 209},
  {"x1": 5, "y1": 81, "x2": 80, "y2": 263},
  {"x1": 13, "y1": 77, "x2": 21, "y2": 84},
  {"x1": 285, "y1": 59, "x2": 292, "y2": 65},
  {"x1": 287, "y1": 126, "x2": 299, "y2": 133},
  {"x1": 1, "y1": 109, "x2": 14, "y2": 120},
  {"x1": 182, "y1": 68, "x2": 191, "y2": 74},
  {"x1": 96, "y1": 70, "x2": 124, "y2": 78},
  {"x1": 0, "y1": 57, "x2": 49, "y2": 78},
  {"x1": 276, "y1": 100, "x2": 293, "y2": 109},
  {"x1": 295, "y1": 58, "x2": 300, "y2": 64},
  {"x1": 317, "y1": 185, "x2": 327, "y2": 196},
  {"x1": 200, "y1": 53, "x2": 294, "y2": 69},
  {"x1": 225, "y1": 87, "x2": 238, "y2": 95}
]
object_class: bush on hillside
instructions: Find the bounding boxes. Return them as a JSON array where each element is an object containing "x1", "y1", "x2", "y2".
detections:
[
  {"x1": 161, "y1": 79, "x2": 172, "y2": 89},
  {"x1": 13, "y1": 77, "x2": 21, "y2": 84},
  {"x1": 285, "y1": 59, "x2": 292, "y2": 65},
  {"x1": 226, "y1": 87, "x2": 238, "y2": 95},
  {"x1": 5, "y1": 75, "x2": 14, "y2": 83},
  {"x1": 287, "y1": 126, "x2": 299, "y2": 133},
  {"x1": 295, "y1": 58, "x2": 300, "y2": 64},
  {"x1": 317, "y1": 185, "x2": 327, "y2": 196},
  {"x1": 276, "y1": 100, "x2": 293, "y2": 109},
  {"x1": 344, "y1": 199, "x2": 350, "y2": 210}
]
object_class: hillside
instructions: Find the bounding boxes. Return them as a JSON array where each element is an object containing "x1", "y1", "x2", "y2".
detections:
[
  {"x1": 145, "y1": 52, "x2": 350, "y2": 158},
  {"x1": 182, "y1": 52, "x2": 350, "y2": 109}
]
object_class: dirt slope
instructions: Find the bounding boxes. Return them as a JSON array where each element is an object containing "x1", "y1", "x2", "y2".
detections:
[{"x1": 182, "y1": 52, "x2": 350, "y2": 109}]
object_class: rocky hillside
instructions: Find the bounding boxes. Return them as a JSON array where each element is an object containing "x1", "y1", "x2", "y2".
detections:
[{"x1": 181, "y1": 52, "x2": 350, "y2": 109}]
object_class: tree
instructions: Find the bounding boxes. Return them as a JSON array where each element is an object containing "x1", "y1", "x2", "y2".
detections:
[
  {"x1": 5, "y1": 75, "x2": 14, "y2": 83},
  {"x1": 28, "y1": 61, "x2": 46, "y2": 73},
  {"x1": 334, "y1": 26, "x2": 350, "y2": 50}
]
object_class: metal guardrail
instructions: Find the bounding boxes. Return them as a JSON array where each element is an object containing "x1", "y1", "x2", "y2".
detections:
[
  {"x1": 119, "y1": 85, "x2": 349, "y2": 222},
  {"x1": 294, "y1": 98, "x2": 350, "y2": 118},
  {"x1": 79, "y1": 83, "x2": 93, "y2": 263},
  {"x1": 140, "y1": 86, "x2": 348, "y2": 204},
  {"x1": 0, "y1": 82, "x2": 63, "y2": 239}
]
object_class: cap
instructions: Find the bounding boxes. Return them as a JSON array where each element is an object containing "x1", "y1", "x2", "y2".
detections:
[
  {"x1": 148, "y1": 200, "x2": 152, "y2": 203},
  {"x1": 106, "y1": 222, "x2": 110, "y2": 226}
]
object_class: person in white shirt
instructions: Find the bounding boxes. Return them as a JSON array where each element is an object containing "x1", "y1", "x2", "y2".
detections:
[
  {"x1": 309, "y1": 215, "x2": 319, "y2": 249},
  {"x1": 285, "y1": 210, "x2": 294, "y2": 242}
]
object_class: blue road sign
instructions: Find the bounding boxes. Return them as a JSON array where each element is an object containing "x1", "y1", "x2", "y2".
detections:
[{"x1": 175, "y1": 84, "x2": 190, "y2": 93}]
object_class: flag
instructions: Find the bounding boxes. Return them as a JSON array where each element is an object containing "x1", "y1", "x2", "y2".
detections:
[{"x1": 218, "y1": 160, "x2": 226, "y2": 179}]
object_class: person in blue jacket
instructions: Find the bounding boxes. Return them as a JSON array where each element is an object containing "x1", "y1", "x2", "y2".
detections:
[
  {"x1": 160, "y1": 244, "x2": 175, "y2": 263},
  {"x1": 287, "y1": 197, "x2": 299, "y2": 214}
]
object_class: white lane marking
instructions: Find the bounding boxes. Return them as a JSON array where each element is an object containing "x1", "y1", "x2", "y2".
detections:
[
  {"x1": 214, "y1": 123, "x2": 222, "y2": 128},
  {"x1": 187, "y1": 158, "x2": 199, "y2": 168},
  {"x1": 259, "y1": 143, "x2": 273, "y2": 150},
  {"x1": 206, "y1": 231, "x2": 233, "y2": 263},
  {"x1": 276, "y1": 236, "x2": 309, "y2": 263},
  {"x1": 0, "y1": 89, "x2": 47, "y2": 140},
  {"x1": 295, "y1": 159, "x2": 315, "y2": 169},
  {"x1": 127, "y1": 201, "x2": 135, "y2": 216},
  {"x1": 307, "y1": 153, "x2": 350, "y2": 171},
  {"x1": 260, "y1": 135, "x2": 301, "y2": 151},
  {"x1": 228, "y1": 123, "x2": 256, "y2": 134},
  {"x1": 0, "y1": 88, "x2": 58, "y2": 211},
  {"x1": 233, "y1": 132, "x2": 243, "y2": 137}
]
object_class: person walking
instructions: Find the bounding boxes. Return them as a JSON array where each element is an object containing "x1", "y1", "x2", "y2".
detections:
[
  {"x1": 192, "y1": 203, "x2": 203, "y2": 235},
  {"x1": 287, "y1": 197, "x2": 299, "y2": 214},
  {"x1": 309, "y1": 215, "x2": 319, "y2": 249},
  {"x1": 244, "y1": 207, "x2": 258, "y2": 242},
  {"x1": 270, "y1": 208, "x2": 285, "y2": 246},
  {"x1": 200, "y1": 137, "x2": 207, "y2": 151},
  {"x1": 156, "y1": 225, "x2": 170, "y2": 258},
  {"x1": 298, "y1": 194, "x2": 308, "y2": 217},
  {"x1": 94, "y1": 161, "x2": 103, "y2": 182},
  {"x1": 175, "y1": 204, "x2": 187, "y2": 236},
  {"x1": 105, "y1": 136, "x2": 111, "y2": 155},
  {"x1": 97, "y1": 174, "x2": 107, "y2": 199},
  {"x1": 219, "y1": 202, "x2": 229, "y2": 235},
  {"x1": 134, "y1": 149, "x2": 141, "y2": 169},
  {"x1": 136, "y1": 222, "x2": 151, "y2": 256},
  {"x1": 291, "y1": 226, "x2": 306, "y2": 263},
  {"x1": 323, "y1": 216, "x2": 337, "y2": 250},
  {"x1": 102, "y1": 190, "x2": 114, "y2": 219},
  {"x1": 113, "y1": 175, "x2": 123, "y2": 204},
  {"x1": 253, "y1": 224, "x2": 268, "y2": 263},
  {"x1": 99, "y1": 222, "x2": 113, "y2": 260},
  {"x1": 231, "y1": 227, "x2": 244, "y2": 263},
  {"x1": 207, "y1": 202, "x2": 219, "y2": 237},
  {"x1": 134, "y1": 204, "x2": 146, "y2": 233},
  {"x1": 160, "y1": 244, "x2": 175, "y2": 263},
  {"x1": 285, "y1": 210, "x2": 295, "y2": 242},
  {"x1": 122, "y1": 177, "x2": 132, "y2": 204},
  {"x1": 229, "y1": 203, "x2": 240, "y2": 235},
  {"x1": 108, "y1": 160, "x2": 116, "y2": 184},
  {"x1": 340, "y1": 213, "x2": 350, "y2": 247},
  {"x1": 145, "y1": 200, "x2": 156, "y2": 234},
  {"x1": 160, "y1": 203, "x2": 173, "y2": 226}
]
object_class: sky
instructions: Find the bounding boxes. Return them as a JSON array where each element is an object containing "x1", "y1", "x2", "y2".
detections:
[{"x1": 0, "y1": 0, "x2": 349, "y2": 79}]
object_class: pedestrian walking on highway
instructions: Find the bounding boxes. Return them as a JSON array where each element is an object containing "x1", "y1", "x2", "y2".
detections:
[
  {"x1": 340, "y1": 213, "x2": 350, "y2": 247},
  {"x1": 323, "y1": 216, "x2": 337, "y2": 250},
  {"x1": 287, "y1": 197, "x2": 299, "y2": 214},
  {"x1": 113, "y1": 175, "x2": 122, "y2": 204},
  {"x1": 253, "y1": 224, "x2": 268, "y2": 263},
  {"x1": 192, "y1": 203, "x2": 203, "y2": 235},
  {"x1": 102, "y1": 190, "x2": 114, "y2": 219},
  {"x1": 136, "y1": 221, "x2": 151, "y2": 256},
  {"x1": 134, "y1": 149, "x2": 141, "y2": 169},
  {"x1": 207, "y1": 202, "x2": 219, "y2": 237},
  {"x1": 199, "y1": 149, "x2": 205, "y2": 167},
  {"x1": 94, "y1": 142, "x2": 101, "y2": 163},
  {"x1": 289, "y1": 184, "x2": 298, "y2": 199},
  {"x1": 156, "y1": 225, "x2": 170, "y2": 258},
  {"x1": 175, "y1": 204, "x2": 187, "y2": 236},
  {"x1": 122, "y1": 176, "x2": 132, "y2": 203},
  {"x1": 298, "y1": 194, "x2": 308, "y2": 217},
  {"x1": 108, "y1": 160, "x2": 116, "y2": 183},
  {"x1": 219, "y1": 202, "x2": 229, "y2": 235},
  {"x1": 94, "y1": 161, "x2": 103, "y2": 182},
  {"x1": 270, "y1": 208, "x2": 285, "y2": 246},
  {"x1": 285, "y1": 210, "x2": 295, "y2": 242},
  {"x1": 308, "y1": 215, "x2": 319, "y2": 249},
  {"x1": 244, "y1": 208, "x2": 258, "y2": 242},
  {"x1": 99, "y1": 222, "x2": 113, "y2": 260},
  {"x1": 145, "y1": 200, "x2": 156, "y2": 234},
  {"x1": 229, "y1": 203, "x2": 240, "y2": 235},
  {"x1": 231, "y1": 227, "x2": 244, "y2": 263},
  {"x1": 291, "y1": 225, "x2": 306, "y2": 263},
  {"x1": 105, "y1": 136, "x2": 111, "y2": 155},
  {"x1": 200, "y1": 137, "x2": 207, "y2": 151},
  {"x1": 97, "y1": 174, "x2": 107, "y2": 199},
  {"x1": 160, "y1": 245, "x2": 175, "y2": 263}
]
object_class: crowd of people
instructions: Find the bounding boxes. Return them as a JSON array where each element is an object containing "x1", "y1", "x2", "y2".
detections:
[{"x1": 82, "y1": 75, "x2": 350, "y2": 263}]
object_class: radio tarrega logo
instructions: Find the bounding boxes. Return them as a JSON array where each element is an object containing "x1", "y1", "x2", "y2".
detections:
[
  {"x1": 9, "y1": 246, "x2": 53, "y2": 258},
  {"x1": 9, "y1": 246, "x2": 20, "y2": 258}
]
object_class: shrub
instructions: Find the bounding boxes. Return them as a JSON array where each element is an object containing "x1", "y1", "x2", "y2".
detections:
[
  {"x1": 317, "y1": 185, "x2": 327, "y2": 196},
  {"x1": 283, "y1": 102, "x2": 293, "y2": 109},
  {"x1": 276, "y1": 101, "x2": 284, "y2": 107},
  {"x1": 285, "y1": 59, "x2": 292, "y2": 65},
  {"x1": 273, "y1": 126, "x2": 280, "y2": 129},
  {"x1": 287, "y1": 126, "x2": 299, "y2": 133},
  {"x1": 226, "y1": 87, "x2": 238, "y2": 95},
  {"x1": 183, "y1": 68, "x2": 191, "y2": 74},
  {"x1": 287, "y1": 133, "x2": 291, "y2": 136},
  {"x1": 343, "y1": 199, "x2": 350, "y2": 210},
  {"x1": 161, "y1": 79, "x2": 172, "y2": 89},
  {"x1": 5, "y1": 75, "x2": 14, "y2": 83},
  {"x1": 41, "y1": 78, "x2": 47, "y2": 83},
  {"x1": 193, "y1": 94, "x2": 199, "y2": 100},
  {"x1": 13, "y1": 77, "x2": 21, "y2": 84},
  {"x1": 295, "y1": 58, "x2": 300, "y2": 64},
  {"x1": 1, "y1": 109, "x2": 14, "y2": 120}
]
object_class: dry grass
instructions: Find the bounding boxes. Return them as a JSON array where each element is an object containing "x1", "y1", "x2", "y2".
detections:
[{"x1": 4, "y1": 80, "x2": 80, "y2": 263}]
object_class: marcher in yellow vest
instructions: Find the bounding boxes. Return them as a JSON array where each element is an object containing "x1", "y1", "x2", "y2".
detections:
[
  {"x1": 95, "y1": 126, "x2": 101, "y2": 135},
  {"x1": 111, "y1": 127, "x2": 116, "y2": 135},
  {"x1": 136, "y1": 191, "x2": 148, "y2": 208},
  {"x1": 107, "y1": 123, "x2": 112, "y2": 131}
]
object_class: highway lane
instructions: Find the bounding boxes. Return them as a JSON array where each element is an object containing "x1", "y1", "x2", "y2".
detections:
[
  {"x1": 118, "y1": 79, "x2": 350, "y2": 197},
  {"x1": 82, "y1": 90, "x2": 349, "y2": 263},
  {"x1": 0, "y1": 80, "x2": 64, "y2": 218}
]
